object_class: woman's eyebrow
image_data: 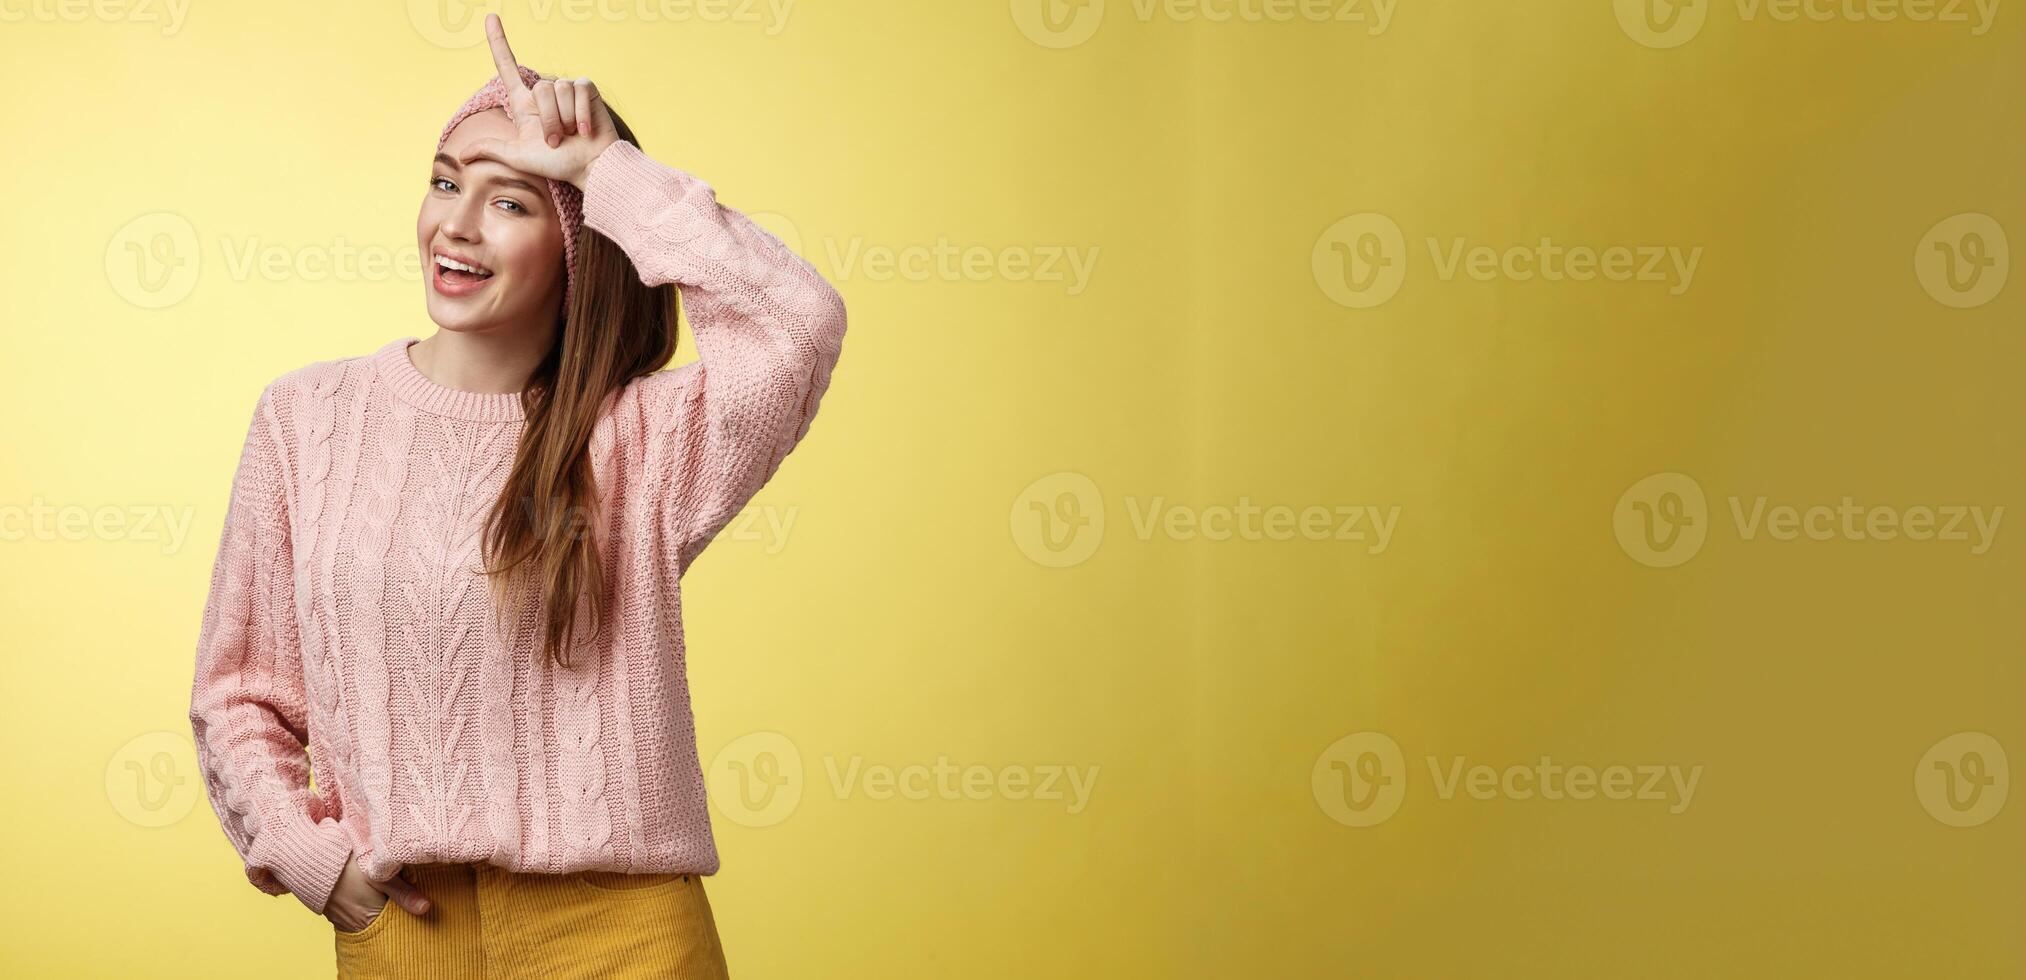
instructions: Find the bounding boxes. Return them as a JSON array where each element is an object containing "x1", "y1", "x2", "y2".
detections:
[{"x1": 432, "y1": 151, "x2": 545, "y2": 196}]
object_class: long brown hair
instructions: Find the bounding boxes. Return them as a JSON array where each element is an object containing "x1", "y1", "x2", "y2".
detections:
[{"x1": 479, "y1": 104, "x2": 679, "y2": 669}]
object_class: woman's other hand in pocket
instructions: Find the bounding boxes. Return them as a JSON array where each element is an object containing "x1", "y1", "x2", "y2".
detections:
[{"x1": 324, "y1": 854, "x2": 431, "y2": 933}]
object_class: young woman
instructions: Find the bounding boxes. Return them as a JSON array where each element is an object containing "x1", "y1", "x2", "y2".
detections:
[{"x1": 186, "y1": 15, "x2": 845, "y2": 977}]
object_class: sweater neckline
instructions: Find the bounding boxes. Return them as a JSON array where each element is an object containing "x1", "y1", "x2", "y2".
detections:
[{"x1": 372, "y1": 336, "x2": 527, "y2": 423}]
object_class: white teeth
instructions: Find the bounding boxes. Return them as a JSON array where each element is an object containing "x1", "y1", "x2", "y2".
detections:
[{"x1": 436, "y1": 255, "x2": 492, "y2": 276}]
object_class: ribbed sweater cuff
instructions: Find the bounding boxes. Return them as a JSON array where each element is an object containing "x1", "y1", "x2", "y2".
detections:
[
  {"x1": 261, "y1": 814, "x2": 354, "y2": 916},
  {"x1": 579, "y1": 138, "x2": 717, "y2": 250}
]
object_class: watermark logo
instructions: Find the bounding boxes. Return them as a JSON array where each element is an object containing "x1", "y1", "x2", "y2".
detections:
[
  {"x1": 1010, "y1": 472, "x2": 1401, "y2": 567},
  {"x1": 1313, "y1": 213, "x2": 1408, "y2": 309},
  {"x1": 707, "y1": 731, "x2": 1100, "y2": 826},
  {"x1": 824, "y1": 756, "x2": 1100, "y2": 813},
  {"x1": 1915, "y1": 212, "x2": 2009, "y2": 309},
  {"x1": 1614, "y1": 472, "x2": 1710, "y2": 568},
  {"x1": 1915, "y1": 731, "x2": 2008, "y2": 827},
  {"x1": 106, "y1": 212, "x2": 201, "y2": 310},
  {"x1": 1013, "y1": 0, "x2": 1394, "y2": 48},
  {"x1": 104, "y1": 212, "x2": 453, "y2": 309},
  {"x1": 407, "y1": 0, "x2": 506, "y2": 47},
  {"x1": 715, "y1": 505, "x2": 799, "y2": 556},
  {"x1": 1010, "y1": 471, "x2": 1106, "y2": 568},
  {"x1": 1313, "y1": 731, "x2": 1407, "y2": 827},
  {"x1": 1740, "y1": 0, "x2": 1999, "y2": 33},
  {"x1": 1124, "y1": 497, "x2": 1398, "y2": 551},
  {"x1": 488, "y1": 493, "x2": 802, "y2": 559},
  {"x1": 707, "y1": 731, "x2": 804, "y2": 828},
  {"x1": 1615, "y1": 472, "x2": 2003, "y2": 567},
  {"x1": 1011, "y1": 0, "x2": 1105, "y2": 48},
  {"x1": 1314, "y1": 211, "x2": 1704, "y2": 308},
  {"x1": 744, "y1": 211, "x2": 805, "y2": 260},
  {"x1": 1617, "y1": 0, "x2": 2000, "y2": 47},
  {"x1": 822, "y1": 236, "x2": 1100, "y2": 294},
  {"x1": 1315, "y1": 731, "x2": 1704, "y2": 825},
  {"x1": 0, "y1": 0, "x2": 191, "y2": 34},
  {"x1": 1614, "y1": 0, "x2": 1709, "y2": 48},
  {"x1": 0, "y1": 498, "x2": 196, "y2": 553},
  {"x1": 750, "y1": 210, "x2": 1098, "y2": 294},
  {"x1": 1426, "y1": 755, "x2": 1703, "y2": 814},
  {"x1": 107, "y1": 731, "x2": 201, "y2": 827}
]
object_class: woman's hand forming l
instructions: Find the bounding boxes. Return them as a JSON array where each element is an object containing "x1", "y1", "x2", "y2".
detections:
[
  {"x1": 324, "y1": 853, "x2": 431, "y2": 933},
  {"x1": 456, "y1": 12, "x2": 620, "y2": 191}
]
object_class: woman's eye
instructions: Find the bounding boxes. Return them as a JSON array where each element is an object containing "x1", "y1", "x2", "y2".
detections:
[{"x1": 431, "y1": 177, "x2": 523, "y2": 215}]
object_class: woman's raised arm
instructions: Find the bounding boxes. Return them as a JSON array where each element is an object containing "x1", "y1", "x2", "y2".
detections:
[{"x1": 581, "y1": 139, "x2": 849, "y2": 577}]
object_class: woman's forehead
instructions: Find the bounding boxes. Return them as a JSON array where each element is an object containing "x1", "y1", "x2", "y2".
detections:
[
  {"x1": 442, "y1": 105, "x2": 514, "y2": 149},
  {"x1": 437, "y1": 108, "x2": 550, "y2": 202}
]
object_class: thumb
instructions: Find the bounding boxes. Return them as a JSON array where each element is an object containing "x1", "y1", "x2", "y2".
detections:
[{"x1": 379, "y1": 870, "x2": 432, "y2": 915}]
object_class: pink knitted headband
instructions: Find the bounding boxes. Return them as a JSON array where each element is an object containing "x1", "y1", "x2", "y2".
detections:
[{"x1": 437, "y1": 63, "x2": 585, "y2": 318}]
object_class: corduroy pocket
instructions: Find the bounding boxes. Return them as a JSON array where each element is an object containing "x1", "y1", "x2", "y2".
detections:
[{"x1": 333, "y1": 895, "x2": 396, "y2": 944}]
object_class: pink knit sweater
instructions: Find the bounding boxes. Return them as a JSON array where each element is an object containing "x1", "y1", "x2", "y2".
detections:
[{"x1": 188, "y1": 138, "x2": 846, "y2": 916}]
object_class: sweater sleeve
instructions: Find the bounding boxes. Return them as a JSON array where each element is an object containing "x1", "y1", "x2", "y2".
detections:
[
  {"x1": 187, "y1": 382, "x2": 354, "y2": 916},
  {"x1": 579, "y1": 139, "x2": 848, "y2": 578}
]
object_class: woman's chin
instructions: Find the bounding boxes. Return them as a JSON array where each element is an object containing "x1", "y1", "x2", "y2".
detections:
[
  {"x1": 422, "y1": 278, "x2": 558, "y2": 333},
  {"x1": 424, "y1": 299, "x2": 500, "y2": 332}
]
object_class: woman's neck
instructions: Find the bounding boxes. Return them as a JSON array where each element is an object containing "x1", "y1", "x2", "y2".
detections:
[{"x1": 407, "y1": 327, "x2": 554, "y2": 395}]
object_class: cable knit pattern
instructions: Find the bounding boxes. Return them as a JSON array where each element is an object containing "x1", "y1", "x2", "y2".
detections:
[{"x1": 187, "y1": 137, "x2": 847, "y2": 916}]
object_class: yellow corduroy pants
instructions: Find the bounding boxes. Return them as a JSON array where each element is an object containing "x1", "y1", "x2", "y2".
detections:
[{"x1": 332, "y1": 861, "x2": 731, "y2": 979}]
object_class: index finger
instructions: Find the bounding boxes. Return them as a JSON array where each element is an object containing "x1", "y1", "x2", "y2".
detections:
[{"x1": 485, "y1": 13, "x2": 526, "y2": 93}]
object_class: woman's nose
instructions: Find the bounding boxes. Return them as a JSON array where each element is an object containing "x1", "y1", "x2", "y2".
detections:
[{"x1": 438, "y1": 197, "x2": 486, "y2": 242}]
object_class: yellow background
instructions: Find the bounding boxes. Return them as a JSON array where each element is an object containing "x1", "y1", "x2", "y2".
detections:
[{"x1": 2, "y1": 1, "x2": 2022, "y2": 976}]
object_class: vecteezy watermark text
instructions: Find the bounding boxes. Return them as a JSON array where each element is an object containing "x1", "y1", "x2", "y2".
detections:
[
  {"x1": 1010, "y1": 471, "x2": 1401, "y2": 568},
  {"x1": 1614, "y1": 472, "x2": 2002, "y2": 568},
  {"x1": 1313, "y1": 732, "x2": 1704, "y2": 827},
  {"x1": 706, "y1": 732, "x2": 1102, "y2": 828},
  {"x1": 1616, "y1": 0, "x2": 2002, "y2": 48},
  {"x1": 1313, "y1": 213, "x2": 1703, "y2": 309},
  {"x1": 1011, "y1": 0, "x2": 1396, "y2": 49}
]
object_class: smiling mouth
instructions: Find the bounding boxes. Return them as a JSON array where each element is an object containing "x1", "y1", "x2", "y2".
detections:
[{"x1": 434, "y1": 252, "x2": 495, "y2": 286}]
